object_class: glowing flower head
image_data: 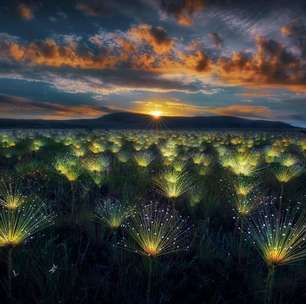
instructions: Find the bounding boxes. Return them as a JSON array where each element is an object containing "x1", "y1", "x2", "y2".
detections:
[
  {"x1": 233, "y1": 176, "x2": 258, "y2": 198},
  {"x1": 0, "y1": 180, "x2": 26, "y2": 210},
  {"x1": 54, "y1": 155, "x2": 82, "y2": 182},
  {"x1": 273, "y1": 164, "x2": 304, "y2": 184},
  {"x1": 246, "y1": 201, "x2": 306, "y2": 266},
  {"x1": 119, "y1": 202, "x2": 192, "y2": 257},
  {"x1": 221, "y1": 151, "x2": 260, "y2": 176},
  {"x1": 0, "y1": 201, "x2": 55, "y2": 247},
  {"x1": 134, "y1": 150, "x2": 154, "y2": 168},
  {"x1": 155, "y1": 168, "x2": 193, "y2": 199},
  {"x1": 95, "y1": 198, "x2": 133, "y2": 229},
  {"x1": 234, "y1": 194, "x2": 261, "y2": 217}
]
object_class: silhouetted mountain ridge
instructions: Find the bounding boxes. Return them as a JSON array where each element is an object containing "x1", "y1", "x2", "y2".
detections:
[{"x1": 0, "y1": 112, "x2": 297, "y2": 129}]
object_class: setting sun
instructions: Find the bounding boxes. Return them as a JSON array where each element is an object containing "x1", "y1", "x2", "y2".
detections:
[{"x1": 150, "y1": 110, "x2": 162, "y2": 119}]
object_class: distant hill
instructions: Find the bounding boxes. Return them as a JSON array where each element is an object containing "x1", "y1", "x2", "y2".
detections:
[{"x1": 0, "y1": 112, "x2": 298, "y2": 130}]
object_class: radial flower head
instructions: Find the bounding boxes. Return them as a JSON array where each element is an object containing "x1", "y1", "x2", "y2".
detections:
[
  {"x1": 0, "y1": 201, "x2": 55, "y2": 247},
  {"x1": 279, "y1": 153, "x2": 299, "y2": 167},
  {"x1": 0, "y1": 180, "x2": 27, "y2": 210},
  {"x1": 273, "y1": 164, "x2": 303, "y2": 184},
  {"x1": 233, "y1": 176, "x2": 258, "y2": 198},
  {"x1": 134, "y1": 150, "x2": 154, "y2": 168},
  {"x1": 82, "y1": 155, "x2": 110, "y2": 174},
  {"x1": 222, "y1": 151, "x2": 260, "y2": 176},
  {"x1": 82, "y1": 156, "x2": 103, "y2": 173},
  {"x1": 89, "y1": 141, "x2": 105, "y2": 154},
  {"x1": 246, "y1": 201, "x2": 306, "y2": 266},
  {"x1": 30, "y1": 139, "x2": 44, "y2": 152},
  {"x1": 234, "y1": 194, "x2": 261, "y2": 217},
  {"x1": 72, "y1": 145, "x2": 86, "y2": 157},
  {"x1": 172, "y1": 159, "x2": 186, "y2": 172},
  {"x1": 192, "y1": 153, "x2": 206, "y2": 165},
  {"x1": 0, "y1": 134, "x2": 16, "y2": 148},
  {"x1": 95, "y1": 198, "x2": 133, "y2": 229},
  {"x1": 110, "y1": 143, "x2": 121, "y2": 154},
  {"x1": 192, "y1": 153, "x2": 212, "y2": 167},
  {"x1": 155, "y1": 168, "x2": 193, "y2": 199},
  {"x1": 54, "y1": 155, "x2": 81, "y2": 182},
  {"x1": 159, "y1": 142, "x2": 177, "y2": 159},
  {"x1": 89, "y1": 172, "x2": 106, "y2": 187},
  {"x1": 265, "y1": 146, "x2": 281, "y2": 163},
  {"x1": 119, "y1": 202, "x2": 192, "y2": 257},
  {"x1": 198, "y1": 165, "x2": 209, "y2": 176}
]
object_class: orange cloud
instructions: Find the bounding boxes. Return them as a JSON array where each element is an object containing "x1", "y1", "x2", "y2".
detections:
[
  {"x1": 128, "y1": 24, "x2": 174, "y2": 54},
  {"x1": 2, "y1": 24, "x2": 306, "y2": 94},
  {"x1": 6, "y1": 39, "x2": 126, "y2": 69},
  {"x1": 176, "y1": 15, "x2": 193, "y2": 26},
  {"x1": 215, "y1": 36, "x2": 306, "y2": 92},
  {"x1": 135, "y1": 49, "x2": 212, "y2": 76},
  {"x1": 18, "y1": 4, "x2": 34, "y2": 21},
  {"x1": 2, "y1": 25, "x2": 208, "y2": 76}
]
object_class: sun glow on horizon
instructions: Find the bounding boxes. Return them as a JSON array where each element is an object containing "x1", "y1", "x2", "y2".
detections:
[
  {"x1": 150, "y1": 110, "x2": 162, "y2": 119},
  {"x1": 133, "y1": 99, "x2": 201, "y2": 118}
]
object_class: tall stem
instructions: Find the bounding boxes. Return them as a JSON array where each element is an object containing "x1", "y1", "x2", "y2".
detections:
[
  {"x1": 238, "y1": 218, "x2": 244, "y2": 264},
  {"x1": 7, "y1": 247, "x2": 13, "y2": 302},
  {"x1": 147, "y1": 257, "x2": 153, "y2": 304},
  {"x1": 71, "y1": 182, "x2": 75, "y2": 221},
  {"x1": 279, "y1": 183, "x2": 284, "y2": 210},
  {"x1": 265, "y1": 264, "x2": 275, "y2": 304}
]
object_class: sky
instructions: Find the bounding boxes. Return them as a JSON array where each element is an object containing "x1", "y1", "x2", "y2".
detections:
[{"x1": 0, "y1": 0, "x2": 306, "y2": 127}]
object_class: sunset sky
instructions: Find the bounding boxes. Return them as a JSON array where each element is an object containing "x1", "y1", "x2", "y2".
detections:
[{"x1": 0, "y1": 0, "x2": 306, "y2": 126}]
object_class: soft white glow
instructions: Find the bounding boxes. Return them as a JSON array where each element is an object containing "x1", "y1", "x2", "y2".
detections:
[{"x1": 150, "y1": 110, "x2": 162, "y2": 119}]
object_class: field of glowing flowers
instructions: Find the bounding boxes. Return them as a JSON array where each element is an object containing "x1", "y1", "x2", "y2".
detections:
[{"x1": 0, "y1": 129, "x2": 306, "y2": 304}]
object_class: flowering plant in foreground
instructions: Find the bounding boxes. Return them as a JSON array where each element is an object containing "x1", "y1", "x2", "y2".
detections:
[
  {"x1": 118, "y1": 202, "x2": 193, "y2": 257},
  {"x1": 0, "y1": 201, "x2": 55, "y2": 247},
  {"x1": 246, "y1": 201, "x2": 306, "y2": 266}
]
